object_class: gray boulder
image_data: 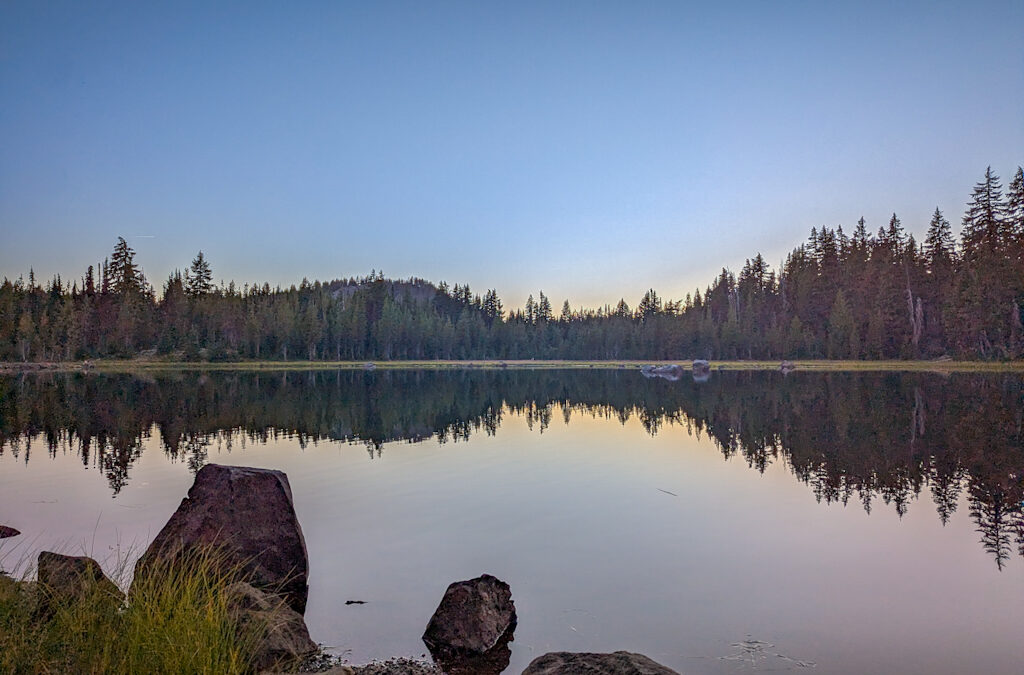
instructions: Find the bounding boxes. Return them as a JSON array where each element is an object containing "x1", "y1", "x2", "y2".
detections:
[
  {"x1": 422, "y1": 574, "x2": 516, "y2": 673},
  {"x1": 134, "y1": 464, "x2": 309, "y2": 614},
  {"x1": 640, "y1": 364, "x2": 684, "y2": 381},
  {"x1": 0, "y1": 525, "x2": 20, "y2": 539},
  {"x1": 226, "y1": 581, "x2": 317, "y2": 670},
  {"x1": 522, "y1": 651, "x2": 680, "y2": 674},
  {"x1": 37, "y1": 551, "x2": 124, "y2": 614}
]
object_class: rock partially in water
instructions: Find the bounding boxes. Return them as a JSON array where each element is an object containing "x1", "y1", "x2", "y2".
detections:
[
  {"x1": 36, "y1": 551, "x2": 124, "y2": 614},
  {"x1": 522, "y1": 651, "x2": 680, "y2": 674},
  {"x1": 134, "y1": 464, "x2": 309, "y2": 614},
  {"x1": 640, "y1": 364, "x2": 684, "y2": 381},
  {"x1": 430, "y1": 631, "x2": 513, "y2": 675},
  {"x1": 226, "y1": 581, "x2": 317, "y2": 671},
  {"x1": 0, "y1": 525, "x2": 20, "y2": 539},
  {"x1": 422, "y1": 573, "x2": 516, "y2": 673}
]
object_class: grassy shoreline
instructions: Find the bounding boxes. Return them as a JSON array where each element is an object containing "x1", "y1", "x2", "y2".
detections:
[
  {"x1": 0, "y1": 548, "x2": 271, "y2": 674},
  {"x1": 3, "y1": 358, "x2": 1024, "y2": 373}
]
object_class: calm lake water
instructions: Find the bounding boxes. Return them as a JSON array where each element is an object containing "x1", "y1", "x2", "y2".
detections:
[{"x1": 1, "y1": 369, "x2": 1023, "y2": 674}]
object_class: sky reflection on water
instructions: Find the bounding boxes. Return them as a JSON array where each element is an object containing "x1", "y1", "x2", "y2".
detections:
[{"x1": 1, "y1": 370, "x2": 1023, "y2": 674}]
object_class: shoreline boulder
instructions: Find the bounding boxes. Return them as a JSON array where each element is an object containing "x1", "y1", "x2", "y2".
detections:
[
  {"x1": 422, "y1": 574, "x2": 516, "y2": 673},
  {"x1": 37, "y1": 551, "x2": 124, "y2": 615},
  {"x1": 226, "y1": 581, "x2": 317, "y2": 670},
  {"x1": 522, "y1": 651, "x2": 680, "y2": 674},
  {"x1": 134, "y1": 464, "x2": 309, "y2": 614},
  {"x1": 640, "y1": 364, "x2": 684, "y2": 381}
]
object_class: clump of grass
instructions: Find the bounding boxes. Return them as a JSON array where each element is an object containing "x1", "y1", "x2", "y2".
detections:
[{"x1": 0, "y1": 547, "x2": 271, "y2": 674}]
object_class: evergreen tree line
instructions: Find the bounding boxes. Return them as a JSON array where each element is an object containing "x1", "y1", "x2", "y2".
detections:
[{"x1": 2, "y1": 166, "x2": 1022, "y2": 361}]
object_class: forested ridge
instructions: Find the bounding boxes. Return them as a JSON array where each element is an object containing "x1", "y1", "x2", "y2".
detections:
[{"x1": 2, "y1": 166, "x2": 1023, "y2": 362}]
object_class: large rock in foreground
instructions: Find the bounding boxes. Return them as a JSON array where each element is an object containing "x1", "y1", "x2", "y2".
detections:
[
  {"x1": 135, "y1": 464, "x2": 309, "y2": 614},
  {"x1": 522, "y1": 651, "x2": 680, "y2": 674},
  {"x1": 37, "y1": 551, "x2": 124, "y2": 614},
  {"x1": 226, "y1": 581, "x2": 317, "y2": 670},
  {"x1": 422, "y1": 574, "x2": 516, "y2": 673}
]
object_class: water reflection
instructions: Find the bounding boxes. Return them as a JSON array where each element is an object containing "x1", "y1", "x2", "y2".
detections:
[{"x1": 1, "y1": 369, "x2": 1022, "y2": 567}]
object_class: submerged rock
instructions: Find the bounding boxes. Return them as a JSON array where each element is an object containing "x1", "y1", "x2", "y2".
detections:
[
  {"x1": 134, "y1": 464, "x2": 309, "y2": 614},
  {"x1": 226, "y1": 581, "x2": 317, "y2": 670},
  {"x1": 0, "y1": 525, "x2": 20, "y2": 539},
  {"x1": 36, "y1": 551, "x2": 124, "y2": 613},
  {"x1": 422, "y1": 573, "x2": 516, "y2": 674},
  {"x1": 522, "y1": 651, "x2": 680, "y2": 674}
]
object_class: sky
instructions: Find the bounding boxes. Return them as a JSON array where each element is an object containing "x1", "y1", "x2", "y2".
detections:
[{"x1": 1, "y1": 1, "x2": 1022, "y2": 310}]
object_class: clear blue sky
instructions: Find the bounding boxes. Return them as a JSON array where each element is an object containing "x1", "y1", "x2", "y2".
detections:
[{"x1": 1, "y1": 1, "x2": 1022, "y2": 310}]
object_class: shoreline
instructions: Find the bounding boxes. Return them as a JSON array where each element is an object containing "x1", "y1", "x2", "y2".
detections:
[{"x1": 2, "y1": 358, "x2": 1024, "y2": 373}]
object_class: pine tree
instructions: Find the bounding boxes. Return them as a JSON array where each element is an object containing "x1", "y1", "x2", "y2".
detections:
[
  {"x1": 525, "y1": 294, "x2": 537, "y2": 324},
  {"x1": 924, "y1": 208, "x2": 954, "y2": 274},
  {"x1": 881, "y1": 213, "x2": 906, "y2": 257},
  {"x1": 560, "y1": 300, "x2": 572, "y2": 323},
  {"x1": 108, "y1": 237, "x2": 143, "y2": 296},
  {"x1": 637, "y1": 289, "x2": 661, "y2": 320},
  {"x1": 961, "y1": 167, "x2": 1006, "y2": 263},
  {"x1": 1006, "y1": 166, "x2": 1024, "y2": 262},
  {"x1": 482, "y1": 289, "x2": 503, "y2": 325},
  {"x1": 84, "y1": 265, "x2": 96, "y2": 296},
  {"x1": 537, "y1": 292, "x2": 553, "y2": 322},
  {"x1": 185, "y1": 251, "x2": 214, "y2": 298}
]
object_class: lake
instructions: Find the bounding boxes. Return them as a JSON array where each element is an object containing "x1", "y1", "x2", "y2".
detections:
[{"x1": 1, "y1": 368, "x2": 1022, "y2": 674}]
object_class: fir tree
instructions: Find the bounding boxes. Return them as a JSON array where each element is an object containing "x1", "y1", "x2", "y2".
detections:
[
  {"x1": 1006, "y1": 166, "x2": 1024, "y2": 263},
  {"x1": 482, "y1": 289, "x2": 503, "y2": 325},
  {"x1": 924, "y1": 208, "x2": 954, "y2": 273},
  {"x1": 537, "y1": 292, "x2": 553, "y2": 322},
  {"x1": 108, "y1": 237, "x2": 143, "y2": 296},
  {"x1": 637, "y1": 289, "x2": 661, "y2": 320},
  {"x1": 525, "y1": 294, "x2": 537, "y2": 324},
  {"x1": 961, "y1": 166, "x2": 1006, "y2": 262},
  {"x1": 185, "y1": 251, "x2": 214, "y2": 297},
  {"x1": 560, "y1": 300, "x2": 572, "y2": 323}
]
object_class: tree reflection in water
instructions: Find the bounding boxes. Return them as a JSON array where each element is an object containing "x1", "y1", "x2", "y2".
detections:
[{"x1": 1, "y1": 369, "x2": 1022, "y2": 567}]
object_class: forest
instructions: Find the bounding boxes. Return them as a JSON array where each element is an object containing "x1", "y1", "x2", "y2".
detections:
[{"x1": 1, "y1": 166, "x2": 1022, "y2": 362}]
